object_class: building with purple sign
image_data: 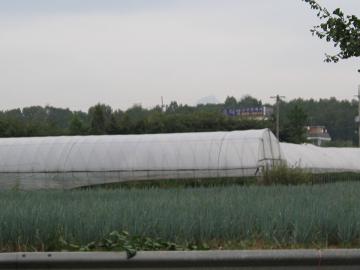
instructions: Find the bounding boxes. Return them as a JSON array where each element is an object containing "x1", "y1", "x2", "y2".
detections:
[{"x1": 223, "y1": 106, "x2": 273, "y2": 120}]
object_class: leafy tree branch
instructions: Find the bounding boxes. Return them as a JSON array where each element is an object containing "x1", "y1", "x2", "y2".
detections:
[{"x1": 303, "y1": 0, "x2": 360, "y2": 66}]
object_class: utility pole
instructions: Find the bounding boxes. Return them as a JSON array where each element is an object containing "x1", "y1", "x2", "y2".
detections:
[
  {"x1": 270, "y1": 94, "x2": 285, "y2": 140},
  {"x1": 357, "y1": 86, "x2": 360, "y2": 147},
  {"x1": 161, "y1": 96, "x2": 165, "y2": 112}
]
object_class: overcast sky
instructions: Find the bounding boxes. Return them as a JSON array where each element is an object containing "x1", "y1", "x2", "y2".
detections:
[{"x1": 0, "y1": 0, "x2": 359, "y2": 111}]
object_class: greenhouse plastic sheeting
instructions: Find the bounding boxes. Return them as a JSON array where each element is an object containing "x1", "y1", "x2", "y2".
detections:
[
  {"x1": 281, "y1": 142, "x2": 360, "y2": 173},
  {"x1": 0, "y1": 129, "x2": 281, "y2": 189}
]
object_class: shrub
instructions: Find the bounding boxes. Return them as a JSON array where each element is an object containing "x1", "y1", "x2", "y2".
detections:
[{"x1": 261, "y1": 163, "x2": 311, "y2": 185}]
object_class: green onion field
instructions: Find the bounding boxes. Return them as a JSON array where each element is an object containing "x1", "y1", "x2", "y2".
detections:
[{"x1": 2, "y1": 182, "x2": 360, "y2": 251}]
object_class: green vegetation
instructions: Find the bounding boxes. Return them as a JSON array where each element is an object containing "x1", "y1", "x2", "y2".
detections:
[
  {"x1": 86, "y1": 171, "x2": 360, "y2": 190},
  {"x1": 303, "y1": 0, "x2": 360, "y2": 65},
  {"x1": 309, "y1": 172, "x2": 360, "y2": 184},
  {"x1": 3, "y1": 182, "x2": 360, "y2": 252},
  {"x1": 281, "y1": 105, "x2": 308, "y2": 144},
  {"x1": 0, "y1": 96, "x2": 358, "y2": 145},
  {"x1": 261, "y1": 164, "x2": 312, "y2": 185},
  {"x1": 278, "y1": 98, "x2": 358, "y2": 144},
  {"x1": 60, "y1": 230, "x2": 179, "y2": 258},
  {"x1": 88, "y1": 177, "x2": 257, "y2": 190}
]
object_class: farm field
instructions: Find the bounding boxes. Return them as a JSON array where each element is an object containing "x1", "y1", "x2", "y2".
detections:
[{"x1": 2, "y1": 182, "x2": 360, "y2": 251}]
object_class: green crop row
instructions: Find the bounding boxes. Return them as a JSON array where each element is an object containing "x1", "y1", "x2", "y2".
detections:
[
  {"x1": 86, "y1": 171, "x2": 360, "y2": 190},
  {"x1": 2, "y1": 182, "x2": 360, "y2": 251}
]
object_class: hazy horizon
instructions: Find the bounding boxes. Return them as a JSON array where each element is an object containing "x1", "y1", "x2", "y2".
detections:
[{"x1": 1, "y1": 0, "x2": 359, "y2": 111}]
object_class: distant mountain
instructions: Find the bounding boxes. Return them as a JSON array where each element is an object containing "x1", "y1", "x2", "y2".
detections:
[{"x1": 196, "y1": 95, "x2": 221, "y2": 105}]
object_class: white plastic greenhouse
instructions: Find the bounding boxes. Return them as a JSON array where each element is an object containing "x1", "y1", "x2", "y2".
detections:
[
  {"x1": 0, "y1": 129, "x2": 359, "y2": 189},
  {"x1": 281, "y1": 142, "x2": 360, "y2": 173},
  {"x1": 0, "y1": 129, "x2": 282, "y2": 189}
]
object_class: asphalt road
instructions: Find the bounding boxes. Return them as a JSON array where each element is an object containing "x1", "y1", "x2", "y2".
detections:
[{"x1": 2, "y1": 250, "x2": 360, "y2": 269}]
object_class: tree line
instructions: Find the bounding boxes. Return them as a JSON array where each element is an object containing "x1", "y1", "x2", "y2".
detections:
[{"x1": 0, "y1": 96, "x2": 358, "y2": 145}]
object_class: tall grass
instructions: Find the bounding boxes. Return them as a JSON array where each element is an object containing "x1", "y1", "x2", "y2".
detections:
[
  {"x1": 87, "y1": 171, "x2": 360, "y2": 190},
  {"x1": 1, "y1": 183, "x2": 360, "y2": 250},
  {"x1": 261, "y1": 164, "x2": 312, "y2": 185}
]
